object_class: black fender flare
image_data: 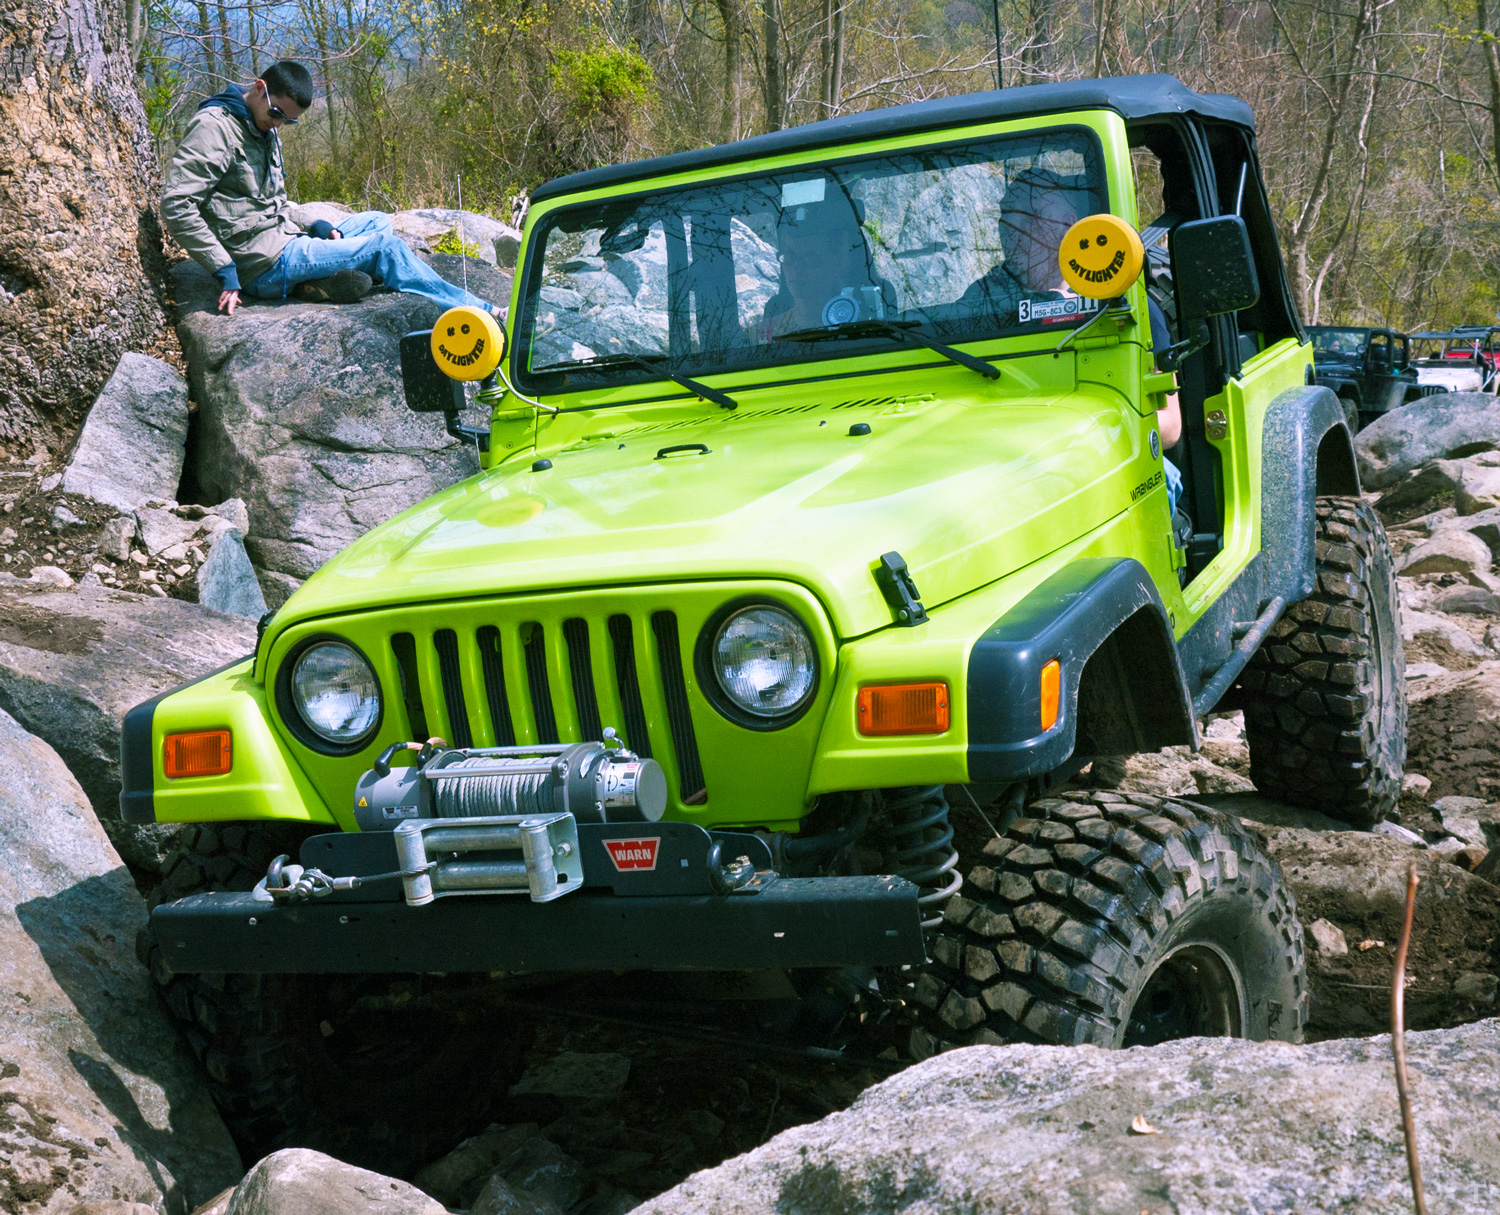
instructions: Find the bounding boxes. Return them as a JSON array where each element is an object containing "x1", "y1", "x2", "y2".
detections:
[
  {"x1": 966, "y1": 558, "x2": 1196, "y2": 783},
  {"x1": 1260, "y1": 384, "x2": 1359, "y2": 605}
]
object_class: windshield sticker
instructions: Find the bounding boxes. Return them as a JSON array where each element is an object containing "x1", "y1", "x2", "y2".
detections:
[
  {"x1": 781, "y1": 178, "x2": 827, "y2": 207},
  {"x1": 1019, "y1": 296, "x2": 1101, "y2": 324}
]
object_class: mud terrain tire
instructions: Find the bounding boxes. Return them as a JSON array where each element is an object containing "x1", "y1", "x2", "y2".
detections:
[
  {"x1": 1241, "y1": 497, "x2": 1405, "y2": 826},
  {"x1": 910, "y1": 792, "x2": 1306, "y2": 1054},
  {"x1": 139, "y1": 823, "x2": 515, "y2": 1172}
]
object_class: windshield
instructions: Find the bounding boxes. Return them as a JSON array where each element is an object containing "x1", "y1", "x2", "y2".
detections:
[
  {"x1": 515, "y1": 129, "x2": 1107, "y2": 395},
  {"x1": 1310, "y1": 328, "x2": 1368, "y2": 357}
]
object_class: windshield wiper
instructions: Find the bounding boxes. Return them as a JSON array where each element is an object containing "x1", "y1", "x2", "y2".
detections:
[
  {"x1": 531, "y1": 352, "x2": 738, "y2": 410},
  {"x1": 772, "y1": 319, "x2": 1000, "y2": 380}
]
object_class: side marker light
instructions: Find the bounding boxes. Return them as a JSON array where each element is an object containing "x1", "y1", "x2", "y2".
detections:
[
  {"x1": 164, "y1": 730, "x2": 232, "y2": 779},
  {"x1": 1040, "y1": 660, "x2": 1061, "y2": 732},
  {"x1": 857, "y1": 682, "x2": 950, "y2": 736}
]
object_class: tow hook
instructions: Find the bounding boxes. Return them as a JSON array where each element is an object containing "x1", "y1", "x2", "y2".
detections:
[
  {"x1": 706, "y1": 842, "x2": 756, "y2": 894},
  {"x1": 259, "y1": 854, "x2": 363, "y2": 904}
]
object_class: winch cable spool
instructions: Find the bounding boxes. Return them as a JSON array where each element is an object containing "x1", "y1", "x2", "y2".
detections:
[
  {"x1": 885, "y1": 785, "x2": 962, "y2": 928},
  {"x1": 353, "y1": 734, "x2": 668, "y2": 830},
  {"x1": 431, "y1": 758, "x2": 554, "y2": 819}
]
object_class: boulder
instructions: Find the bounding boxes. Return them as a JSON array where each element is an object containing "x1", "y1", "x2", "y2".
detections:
[
  {"x1": 197, "y1": 530, "x2": 269, "y2": 619},
  {"x1": 1374, "y1": 457, "x2": 1463, "y2": 518},
  {"x1": 1408, "y1": 661, "x2": 1500, "y2": 802},
  {"x1": 1402, "y1": 608, "x2": 1494, "y2": 670},
  {"x1": 425, "y1": 253, "x2": 514, "y2": 315},
  {"x1": 389, "y1": 208, "x2": 522, "y2": 269},
  {"x1": 59, "y1": 355, "x2": 189, "y2": 513},
  {"x1": 1429, "y1": 583, "x2": 1500, "y2": 614},
  {"x1": 0, "y1": 580, "x2": 255, "y2": 871},
  {"x1": 1398, "y1": 528, "x2": 1493, "y2": 578},
  {"x1": 1356, "y1": 391, "x2": 1500, "y2": 489},
  {"x1": 288, "y1": 200, "x2": 355, "y2": 230},
  {"x1": 636, "y1": 1020, "x2": 1500, "y2": 1215},
  {"x1": 0, "y1": 705, "x2": 240, "y2": 1213},
  {"x1": 173, "y1": 260, "x2": 481, "y2": 585},
  {"x1": 1458, "y1": 458, "x2": 1500, "y2": 514},
  {"x1": 510, "y1": 1052, "x2": 632, "y2": 1102},
  {"x1": 413, "y1": 1123, "x2": 541, "y2": 1209},
  {"x1": 223, "y1": 1149, "x2": 444, "y2": 1215}
]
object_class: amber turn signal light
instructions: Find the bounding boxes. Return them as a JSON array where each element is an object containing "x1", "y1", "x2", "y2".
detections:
[
  {"x1": 857, "y1": 682, "x2": 950, "y2": 736},
  {"x1": 1040, "y1": 659, "x2": 1061, "y2": 731},
  {"x1": 163, "y1": 730, "x2": 232, "y2": 779}
]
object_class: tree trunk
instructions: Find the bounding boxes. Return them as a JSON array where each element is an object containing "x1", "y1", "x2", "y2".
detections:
[
  {"x1": 1478, "y1": 0, "x2": 1500, "y2": 186},
  {"x1": 715, "y1": 0, "x2": 743, "y2": 141},
  {"x1": 195, "y1": 0, "x2": 218, "y2": 82},
  {"x1": 0, "y1": 0, "x2": 167, "y2": 451},
  {"x1": 216, "y1": 0, "x2": 235, "y2": 81},
  {"x1": 762, "y1": 0, "x2": 782, "y2": 131}
]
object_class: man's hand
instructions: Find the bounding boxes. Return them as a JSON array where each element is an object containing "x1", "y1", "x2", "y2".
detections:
[
  {"x1": 217, "y1": 289, "x2": 241, "y2": 316},
  {"x1": 330, "y1": 228, "x2": 342, "y2": 240}
]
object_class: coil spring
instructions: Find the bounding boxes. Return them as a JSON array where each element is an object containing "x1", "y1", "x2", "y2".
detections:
[
  {"x1": 885, "y1": 785, "x2": 962, "y2": 928},
  {"x1": 431, "y1": 757, "x2": 553, "y2": 818}
]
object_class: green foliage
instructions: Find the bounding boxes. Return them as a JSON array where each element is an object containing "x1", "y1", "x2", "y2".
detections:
[
  {"x1": 432, "y1": 227, "x2": 483, "y2": 257},
  {"x1": 549, "y1": 46, "x2": 652, "y2": 121}
]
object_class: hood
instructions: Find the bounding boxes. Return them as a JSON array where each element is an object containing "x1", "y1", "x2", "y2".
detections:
[{"x1": 278, "y1": 387, "x2": 1149, "y2": 639}]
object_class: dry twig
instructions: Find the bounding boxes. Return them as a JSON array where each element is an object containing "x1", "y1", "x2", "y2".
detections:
[{"x1": 1392, "y1": 862, "x2": 1428, "y2": 1215}]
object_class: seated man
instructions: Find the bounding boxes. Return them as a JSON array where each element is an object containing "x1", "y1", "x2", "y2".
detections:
[
  {"x1": 754, "y1": 187, "x2": 894, "y2": 340},
  {"x1": 161, "y1": 60, "x2": 496, "y2": 318},
  {"x1": 958, "y1": 172, "x2": 1079, "y2": 318}
]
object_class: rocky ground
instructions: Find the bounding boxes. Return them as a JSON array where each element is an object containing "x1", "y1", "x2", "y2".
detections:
[{"x1": 13, "y1": 271, "x2": 1500, "y2": 1212}]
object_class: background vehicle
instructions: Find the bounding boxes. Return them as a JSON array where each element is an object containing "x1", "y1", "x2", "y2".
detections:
[
  {"x1": 1307, "y1": 324, "x2": 1446, "y2": 429},
  {"x1": 1411, "y1": 325, "x2": 1500, "y2": 394},
  {"x1": 130, "y1": 75, "x2": 1403, "y2": 1162}
]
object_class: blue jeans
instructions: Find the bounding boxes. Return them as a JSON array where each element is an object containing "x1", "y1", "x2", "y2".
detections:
[
  {"x1": 1165, "y1": 457, "x2": 1183, "y2": 514},
  {"x1": 248, "y1": 211, "x2": 494, "y2": 312}
]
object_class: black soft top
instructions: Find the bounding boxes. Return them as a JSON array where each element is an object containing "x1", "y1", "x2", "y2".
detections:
[{"x1": 531, "y1": 74, "x2": 1253, "y2": 204}]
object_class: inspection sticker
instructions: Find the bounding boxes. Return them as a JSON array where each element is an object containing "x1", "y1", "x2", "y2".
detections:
[
  {"x1": 1019, "y1": 295, "x2": 1101, "y2": 323},
  {"x1": 605, "y1": 838, "x2": 661, "y2": 871}
]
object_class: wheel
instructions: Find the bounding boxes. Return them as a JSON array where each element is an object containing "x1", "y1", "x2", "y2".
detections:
[
  {"x1": 1240, "y1": 496, "x2": 1405, "y2": 826},
  {"x1": 909, "y1": 792, "x2": 1307, "y2": 1055},
  {"x1": 139, "y1": 823, "x2": 518, "y2": 1173}
]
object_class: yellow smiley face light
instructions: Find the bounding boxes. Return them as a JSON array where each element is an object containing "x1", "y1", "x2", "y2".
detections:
[
  {"x1": 430, "y1": 305, "x2": 505, "y2": 381},
  {"x1": 1058, "y1": 214, "x2": 1146, "y2": 300}
]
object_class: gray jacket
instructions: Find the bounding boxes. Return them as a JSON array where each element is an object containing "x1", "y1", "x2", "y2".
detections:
[{"x1": 160, "y1": 96, "x2": 306, "y2": 288}]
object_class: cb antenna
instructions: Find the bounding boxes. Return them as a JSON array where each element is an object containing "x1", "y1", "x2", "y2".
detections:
[{"x1": 456, "y1": 174, "x2": 469, "y2": 300}]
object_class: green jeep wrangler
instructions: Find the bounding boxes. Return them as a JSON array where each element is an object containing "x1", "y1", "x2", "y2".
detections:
[{"x1": 130, "y1": 74, "x2": 1405, "y2": 1164}]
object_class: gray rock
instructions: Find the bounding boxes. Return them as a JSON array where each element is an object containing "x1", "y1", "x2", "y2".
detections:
[
  {"x1": 50, "y1": 503, "x2": 84, "y2": 532},
  {"x1": 288, "y1": 200, "x2": 355, "y2": 230},
  {"x1": 256, "y1": 567, "x2": 304, "y2": 611},
  {"x1": 1455, "y1": 973, "x2": 1500, "y2": 1004},
  {"x1": 470, "y1": 1174, "x2": 563, "y2": 1215},
  {"x1": 1373, "y1": 819, "x2": 1426, "y2": 846},
  {"x1": 29, "y1": 564, "x2": 74, "y2": 588},
  {"x1": 66, "y1": 1203, "x2": 162, "y2": 1215},
  {"x1": 136, "y1": 504, "x2": 203, "y2": 556},
  {"x1": 224, "y1": 1149, "x2": 445, "y2": 1215},
  {"x1": 60, "y1": 354, "x2": 190, "y2": 512},
  {"x1": 494, "y1": 1138, "x2": 588, "y2": 1213},
  {"x1": 1375, "y1": 457, "x2": 1463, "y2": 516},
  {"x1": 636, "y1": 1021, "x2": 1500, "y2": 1215},
  {"x1": 99, "y1": 515, "x2": 135, "y2": 561},
  {"x1": 0, "y1": 706, "x2": 240, "y2": 1213},
  {"x1": 510, "y1": 1051, "x2": 631, "y2": 1101},
  {"x1": 1403, "y1": 608, "x2": 1494, "y2": 670},
  {"x1": 1430, "y1": 583, "x2": 1500, "y2": 614},
  {"x1": 495, "y1": 232, "x2": 521, "y2": 269},
  {"x1": 412, "y1": 1122, "x2": 540, "y2": 1208},
  {"x1": 1357, "y1": 391, "x2": 1500, "y2": 489},
  {"x1": 1406, "y1": 661, "x2": 1449, "y2": 679},
  {"x1": 1306, "y1": 917, "x2": 1348, "y2": 955},
  {"x1": 425, "y1": 253, "x2": 514, "y2": 314},
  {"x1": 1399, "y1": 528, "x2": 1493, "y2": 578},
  {"x1": 390, "y1": 208, "x2": 521, "y2": 269},
  {"x1": 0, "y1": 581, "x2": 254, "y2": 871},
  {"x1": 198, "y1": 530, "x2": 269, "y2": 618},
  {"x1": 1458, "y1": 459, "x2": 1500, "y2": 514},
  {"x1": 173, "y1": 260, "x2": 480, "y2": 585}
]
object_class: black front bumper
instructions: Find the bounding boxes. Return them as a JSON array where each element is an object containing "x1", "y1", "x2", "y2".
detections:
[{"x1": 151, "y1": 875, "x2": 927, "y2": 974}]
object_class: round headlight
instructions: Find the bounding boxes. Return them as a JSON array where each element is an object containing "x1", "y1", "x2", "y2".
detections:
[
  {"x1": 711, "y1": 605, "x2": 817, "y2": 720},
  {"x1": 290, "y1": 641, "x2": 381, "y2": 746}
]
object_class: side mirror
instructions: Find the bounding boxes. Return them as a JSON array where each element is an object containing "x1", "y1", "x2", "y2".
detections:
[
  {"x1": 1156, "y1": 216, "x2": 1260, "y2": 371},
  {"x1": 1171, "y1": 216, "x2": 1260, "y2": 322}
]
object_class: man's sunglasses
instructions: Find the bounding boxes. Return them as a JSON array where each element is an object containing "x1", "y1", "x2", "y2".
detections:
[{"x1": 267, "y1": 104, "x2": 300, "y2": 126}]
